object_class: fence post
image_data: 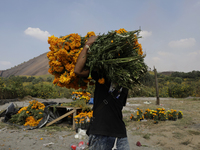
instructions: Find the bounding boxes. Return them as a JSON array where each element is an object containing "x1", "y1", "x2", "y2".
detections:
[{"x1": 154, "y1": 66, "x2": 160, "y2": 105}]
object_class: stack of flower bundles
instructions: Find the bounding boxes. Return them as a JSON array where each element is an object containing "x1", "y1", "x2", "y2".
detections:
[
  {"x1": 9, "y1": 100, "x2": 45, "y2": 127},
  {"x1": 47, "y1": 28, "x2": 147, "y2": 90}
]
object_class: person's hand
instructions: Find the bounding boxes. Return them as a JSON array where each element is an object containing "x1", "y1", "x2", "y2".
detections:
[{"x1": 86, "y1": 36, "x2": 98, "y2": 46}]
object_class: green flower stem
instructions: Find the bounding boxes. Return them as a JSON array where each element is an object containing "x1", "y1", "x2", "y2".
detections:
[{"x1": 100, "y1": 56, "x2": 143, "y2": 64}]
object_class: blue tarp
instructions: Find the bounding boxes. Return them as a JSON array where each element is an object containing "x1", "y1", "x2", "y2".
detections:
[{"x1": 89, "y1": 98, "x2": 94, "y2": 104}]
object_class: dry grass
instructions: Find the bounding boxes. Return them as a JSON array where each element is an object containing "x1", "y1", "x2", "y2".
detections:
[
  {"x1": 143, "y1": 133, "x2": 151, "y2": 140},
  {"x1": 124, "y1": 98, "x2": 200, "y2": 149},
  {"x1": 188, "y1": 130, "x2": 200, "y2": 135},
  {"x1": 172, "y1": 132, "x2": 184, "y2": 139}
]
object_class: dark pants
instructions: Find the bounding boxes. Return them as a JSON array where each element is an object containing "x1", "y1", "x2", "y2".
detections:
[{"x1": 88, "y1": 134, "x2": 130, "y2": 150}]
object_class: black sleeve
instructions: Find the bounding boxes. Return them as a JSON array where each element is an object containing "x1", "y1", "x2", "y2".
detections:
[
  {"x1": 123, "y1": 94, "x2": 128, "y2": 106},
  {"x1": 91, "y1": 70, "x2": 99, "y2": 81},
  {"x1": 119, "y1": 88, "x2": 128, "y2": 106}
]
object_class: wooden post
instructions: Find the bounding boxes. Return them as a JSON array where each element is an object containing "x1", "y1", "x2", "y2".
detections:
[
  {"x1": 154, "y1": 66, "x2": 160, "y2": 105},
  {"x1": 72, "y1": 108, "x2": 77, "y2": 130}
]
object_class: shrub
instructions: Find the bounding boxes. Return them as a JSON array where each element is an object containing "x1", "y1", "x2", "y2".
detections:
[
  {"x1": 174, "y1": 77, "x2": 182, "y2": 84},
  {"x1": 128, "y1": 85, "x2": 155, "y2": 97},
  {"x1": 168, "y1": 82, "x2": 193, "y2": 98}
]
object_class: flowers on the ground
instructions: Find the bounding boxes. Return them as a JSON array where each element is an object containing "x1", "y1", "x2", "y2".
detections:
[
  {"x1": 178, "y1": 111, "x2": 183, "y2": 119},
  {"x1": 131, "y1": 108, "x2": 183, "y2": 124},
  {"x1": 166, "y1": 109, "x2": 178, "y2": 120},
  {"x1": 59, "y1": 92, "x2": 92, "y2": 112},
  {"x1": 9, "y1": 100, "x2": 45, "y2": 127},
  {"x1": 74, "y1": 111, "x2": 93, "y2": 129},
  {"x1": 136, "y1": 108, "x2": 144, "y2": 121},
  {"x1": 71, "y1": 91, "x2": 91, "y2": 103},
  {"x1": 24, "y1": 116, "x2": 43, "y2": 127},
  {"x1": 130, "y1": 114, "x2": 135, "y2": 121}
]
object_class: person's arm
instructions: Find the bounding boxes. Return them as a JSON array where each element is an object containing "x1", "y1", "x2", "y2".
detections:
[{"x1": 74, "y1": 36, "x2": 98, "y2": 77}]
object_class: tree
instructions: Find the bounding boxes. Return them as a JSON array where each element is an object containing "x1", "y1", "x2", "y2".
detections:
[
  {"x1": 27, "y1": 76, "x2": 35, "y2": 82},
  {"x1": 174, "y1": 77, "x2": 182, "y2": 84},
  {"x1": 0, "y1": 77, "x2": 4, "y2": 87},
  {"x1": 47, "y1": 76, "x2": 53, "y2": 82},
  {"x1": 20, "y1": 76, "x2": 28, "y2": 82}
]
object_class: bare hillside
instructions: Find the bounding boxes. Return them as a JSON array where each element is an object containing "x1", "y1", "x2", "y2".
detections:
[
  {"x1": 0, "y1": 52, "x2": 49, "y2": 77},
  {"x1": 0, "y1": 52, "x2": 176, "y2": 78}
]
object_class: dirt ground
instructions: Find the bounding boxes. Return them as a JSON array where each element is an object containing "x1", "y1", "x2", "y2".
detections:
[{"x1": 0, "y1": 97, "x2": 200, "y2": 150}]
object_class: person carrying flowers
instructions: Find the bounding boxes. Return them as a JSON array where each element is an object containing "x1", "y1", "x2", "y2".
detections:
[{"x1": 74, "y1": 36, "x2": 130, "y2": 150}]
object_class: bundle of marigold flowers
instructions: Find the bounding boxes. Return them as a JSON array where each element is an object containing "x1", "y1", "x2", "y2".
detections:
[
  {"x1": 47, "y1": 32, "x2": 95, "y2": 89},
  {"x1": 47, "y1": 28, "x2": 147, "y2": 90},
  {"x1": 71, "y1": 91, "x2": 91, "y2": 101},
  {"x1": 131, "y1": 108, "x2": 183, "y2": 124},
  {"x1": 9, "y1": 100, "x2": 45, "y2": 127},
  {"x1": 74, "y1": 111, "x2": 93, "y2": 129}
]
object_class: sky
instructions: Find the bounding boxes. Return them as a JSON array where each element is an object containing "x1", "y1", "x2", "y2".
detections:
[{"x1": 0, "y1": 0, "x2": 200, "y2": 72}]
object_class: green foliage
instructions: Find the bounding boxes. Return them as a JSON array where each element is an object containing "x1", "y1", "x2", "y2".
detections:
[
  {"x1": 47, "y1": 76, "x2": 53, "y2": 82},
  {"x1": 24, "y1": 83, "x2": 63, "y2": 99},
  {"x1": 171, "y1": 70, "x2": 200, "y2": 79},
  {"x1": 140, "y1": 71, "x2": 155, "y2": 87},
  {"x1": 190, "y1": 81, "x2": 200, "y2": 97},
  {"x1": 32, "y1": 77, "x2": 43, "y2": 84},
  {"x1": 26, "y1": 76, "x2": 36, "y2": 82},
  {"x1": 158, "y1": 86, "x2": 169, "y2": 97},
  {"x1": 20, "y1": 76, "x2": 28, "y2": 82},
  {"x1": 174, "y1": 77, "x2": 182, "y2": 84},
  {"x1": 168, "y1": 82, "x2": 194, "y2": 98},
  {"x1": 1, "y1": 70, "x2": 200, "y2": 99},
  {"x1": 128, "y1": 85, "x2": 155, "y2": 97},
  {"x1": 0, "y1": 77, "x2": 4, "y2": 87},
  {"x1": 0, "y1": 76, "x2": 24, "y2": 98},
  {"x1": 9, "y1": 110, "x2": 29, "y2": 125},
  {"x1": 85, "y1": 30, "x2": 148, "y2": 89}
]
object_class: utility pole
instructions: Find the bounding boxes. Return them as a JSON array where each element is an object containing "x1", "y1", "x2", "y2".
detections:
[{"x1": 154, "y1": 66, "x2": 160, "y2": 105}]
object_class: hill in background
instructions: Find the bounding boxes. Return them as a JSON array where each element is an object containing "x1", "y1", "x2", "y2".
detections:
[
  {"x1": 0, "y1": 52, "x2": 49, "y2": 77},
  {"x1": 0, "y1": 52, "x2": 175, "y2": 77}
]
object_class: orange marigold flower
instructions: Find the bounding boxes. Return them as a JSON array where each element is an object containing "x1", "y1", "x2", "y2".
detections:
[
  {"x1": 115, "y1": 28, "x2": 127, "y2": 34},
  {"x1": 85, "y1": 31, "x2": 96, "y2": 38},
  {"x1": 98, "y1": 78, "x2": 105, "y2": 84},
  {"x1": 88, "y1": 76, "x2": 92, "y2": 80}
]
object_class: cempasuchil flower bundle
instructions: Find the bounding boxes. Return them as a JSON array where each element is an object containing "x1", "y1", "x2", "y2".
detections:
[
  {"x1": 47, "y1": 32, "x2": 96, "y2": 89},
  {"x1": 47, "y1": 28, "x2": 147, "y2": 90},
  {"x1": 9, "y1": 100, "x2": 45, "y2": 127},
  {"x1": 85, "y1": 28, "x2": 147, "y2": 89}
]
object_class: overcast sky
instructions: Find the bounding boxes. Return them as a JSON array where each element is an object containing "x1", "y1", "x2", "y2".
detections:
[{"x1": 0, "y1": 0, "x2": 200, "y2": 72}]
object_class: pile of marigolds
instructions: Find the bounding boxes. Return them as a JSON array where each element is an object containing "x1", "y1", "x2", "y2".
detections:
[
  {"x1": 130, "y1": 108, "x2": 183, "y2": 124},
  {"x1": 47, "y1": 28, "x2": 147, "y2": 90},
  {"x1": 74, "y1": 111, "x2": 93, "y2": 130},
  {"x1": 71, "y1": 91, "x2": 91, "y2": 103},
  {"x1": 9, "y1": 100, "x2": 45, "y2": 127}
]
